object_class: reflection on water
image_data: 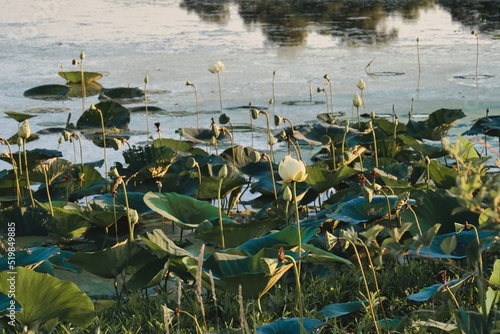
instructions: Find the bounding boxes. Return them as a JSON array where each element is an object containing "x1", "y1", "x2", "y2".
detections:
[{"x1": 180, "y1": 0, "x2": 497, "y2": 46}]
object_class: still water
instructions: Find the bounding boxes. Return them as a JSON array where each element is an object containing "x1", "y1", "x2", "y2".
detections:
[{"x1": 1, "y1": 0, "x2": 500, "y2": 168}]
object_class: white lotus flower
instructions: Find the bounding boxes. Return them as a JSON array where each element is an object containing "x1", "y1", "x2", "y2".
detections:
[
  {"x1": 278, "y1": 155, "x2": 308, "y2": 183},
  {"x1": 208, "y1": 60, "x2": 224, "y2": 74}
]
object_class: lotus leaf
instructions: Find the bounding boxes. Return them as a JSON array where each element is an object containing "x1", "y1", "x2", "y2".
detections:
[
  {"x1": 317, "y1": 300, "x2": 369, "y2": 319},
  {"x1": 144, "y1": 191, "x2": 231, "y2": 230},
  {"x1": 236, "y1": 226, "x2": 319, "y2": 255},
  {"x1": 67, "y1": 240, "x2": 145, "y2": 278},
  {"x1": 406, "y1": 108, "x2": 465, "y2": 141},
  {"x1": 0, "y1": 246, "x2": 58, "y2": 272},
  {"x1": 0, "y1": 267, "x2": 95, "y2": 329},
  {"x1": 98, "y1": 87, "x2": 144, "y2": 103},
  {"x1": 400, "y1": 189, "x2": 479, "y2": 236},
  {"x1": 4, "y1": 111, "x2": 36, "y2": 123},
  {"x1": 256, "y1": 317, "x2": 326, "y2": 334},
  {"x1": 66, "y1": 81, "x2": 103, "y2": 97},
  {"x1": 186, "y1": 248, "x2": 296, "y2": 298},
  {"x1": 76, "y1": 101, "x2": 130, "y2": 129},
  {"x1": 58, "y1": 71, "x2": 103, "y2": 83},
  {"x1": 407, "y1": 276, "x2": 470, "y2": 301},
  {"x1": 23, "y1": 84, "x2": 70, "y2": 100},
  {"x1": 305, "y1": 164, "x2": 357, "y2": 194},
  {"x1": 463, "y1": 115, "x2": 500, "y2": 138},
  {"x1": 326, "y1": 195, "x2": 413, "y2": 225},
  {"x1": 0, "y1": 292, "x2": 21, "y2": 315},
  {"x1": 408, "y1": 230, "x2": 497, "y2": 259},
  {"x1": 195, "y1": 218, "x2": 280, "y2": 248}
]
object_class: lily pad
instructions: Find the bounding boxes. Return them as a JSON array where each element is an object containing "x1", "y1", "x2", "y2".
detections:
[
  {"x1": 256, "y1": 317, "x2": 326, "y2": 334},
  {"x1": 76, "y1": 101, "x2": 130, "y2": 129},
  {"x1": 98, "y1": 87, "x2": 144, "y2": 103},
  {"x1": 318, "y1": 300, "x2": 369, "y2": 319},
  {"x1": 65, "y1": 81, "x2": 103, "y2": 98},
  {"x1": 4, "y1": 111, "x2": 37, "y2": 123},
  {"x1": 23, "y1": 84, "x2": 70, "y2": 101},
  {"x1": 58, "y1": 71, "x2": 103, "y2": 83}
]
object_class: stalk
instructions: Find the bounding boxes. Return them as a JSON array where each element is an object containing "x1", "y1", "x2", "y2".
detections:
[
  {"x1": 23, "y1": 139, "x2": 35, "y2": 206},
  {"x1": 92, "y1": 105, "x2": 108, "y2": 177},
  {"x1": 144, "y1": 75, "x2": 150, "y2": 141},
  {"x1": 283, "y1": 254, "x2": 304, "y2": 334},
  {"x1": 0, "y1": 138, "x2": 21, "y2": 205}
]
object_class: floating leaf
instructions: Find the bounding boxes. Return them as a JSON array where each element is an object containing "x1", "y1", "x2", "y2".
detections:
[
  {"x1": 23, "y1": 84, "x2": 70, "y2": 100},
  {"x1": 4, "y1": 111, "x2": 36, "y2": 123},
  {"x1": 76, "y1": 101, "x2": 130, "y2": 129}
]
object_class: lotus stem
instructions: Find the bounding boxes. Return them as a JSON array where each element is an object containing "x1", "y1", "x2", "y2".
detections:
[
  {"x1": 93, "y1": 105, "x2": 108, "y2": 177},
  {"x1": 217, "y1": 72, "x2": 223, "y2": 113},
  {"x1": 0, "y1": 138, "x2": 21, "y2": 205},
  {"x1": 425, "y1": 156, "x2": 430, "y2": 189},
  {"x1": 22, "y1": 139, "x2": 35, "y2": 206},
  {"x1": 249, "y1": 102, "x2": 254, "y2": 148},
  {"x1": 472, "y1": 31, "x2": 479, "y2": 84},
  {"x1": 342, "y1": 121, "x2": 349, "y2": 165},
  {"x1": 223, "y1": 127, "x2": 236, "y2": 170},
  {"x1": 467, "y1": 223, "x2": 486, "y2": 317},
  {"x1": 324, "y1": 74, "x2": 334, "y2": 115},
  {"x1": 370, "y1": 122, "x2": 379, "y2": 167},
  {"x1": 72, "y1": 132, "x2": 84, "y2": 169},
  {"x1": 417, "y1": 38, "x2": 421, "y2": 91},
  {"x1": 120, "y1": 178, "x2": 133, "y2": 242},
  {"x1": 358, "y1": 238, "x2": 389, "y2": 330},
  {"x1": 351, "y1": 243, "x2": 380, "y2": 334},
  {"x1": 272, "y1": 70, "x2": 276, "y2": 114},
  {"x1": 41, "y1": 162, "x2": 54, "y2": 217},
  {"x1": 218, "y1": 174, "x2": 226, "y2": 249},
  {"x1": 283, "y1": 253, "x2": 304, "y2": 334},
  {"x1": 144, "y1": 75, "x2": 151, "y2": 141},
  {"x1": 292, "y1": 181, "x2": 302, "y2": 276},
  {"x1": 330, "y1": 141, "x2": 336, "y2": 171},
  {"x1": 407, "y1": 204, "x2": 423, "y2": 237},
  {"x1": 264, "y1": 153, "x2": 278, "y2": 202},
  {"x1": 179, "y1": 310, "x2": 203, "y2": 334},
  {"x1": 260, "y1": 109, "x2": 275, "y2": 163},
  {"x1": 187, "y1": 81, "x2": 199, "y2": 128},
  {"x1": 317, "y1": 87, "x2": 328, "y2": 114}
]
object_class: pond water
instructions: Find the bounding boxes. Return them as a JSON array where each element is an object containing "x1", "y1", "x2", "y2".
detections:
[{"x1": 1, "y1": 0, "x2": 500, "y2": 170}]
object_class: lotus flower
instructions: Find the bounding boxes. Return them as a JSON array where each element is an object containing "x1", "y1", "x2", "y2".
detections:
[
  {"x1": 208, "y1": 60, "x2": 224, "y2": 74},
  {"x1": 278, "y1": 155, "x2": 307, "y2": 183}
]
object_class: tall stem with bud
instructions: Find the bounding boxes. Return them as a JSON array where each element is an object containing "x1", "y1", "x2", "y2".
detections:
[{"x1": 144, "y1": 75, "x2": 150, "y2": 141}]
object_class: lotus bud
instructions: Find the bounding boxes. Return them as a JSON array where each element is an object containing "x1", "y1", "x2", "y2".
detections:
[
  {"x1": 269, "y1": 98, "x2": 274, "y2": 105},
  {"x1": 353, "y1": 92, "x2": 363, "y2": 108},
  {"x1": 58, "y1": 136, "x2": 64, "y2": 145},
  {"x1": 250, "y1": 108, "x2": 260, "y2": 120},
  {"x1": 344, "y1": 119, "x2": 350, "y2": 133},
  {"x1": 186, "y1": 157, "x2": 197, "y2": 168},
  {"x1": 283, "y1": 186, "x2": 293, "y2": 202},
  {"x1": 274, "y1": 115, "x2": 283, "y2": 127},
  {"x1": 18, "y1": 120, "x2": 31, "y2": 139},
  {"x1": 178, "y1": 128, "x2": 185, "y2": 137},
  {"x1": 110, "y1": 167, "x2": 120, "y2": 178},
  {"x1": 268, "y1": 133, "x2": 277, "y2": 146},
  {"x1": 16, "y1": 137, "x2": 23, "y2": 147},
  {"x1": 279, "y1": 130, "x2": 287, "y2": 140},
  {"x1": 144, "y1": 75, "x2": 149, "y2": 84},
  {"x1": 370, "y1": 111, "x2": 376, "y2": 120},
  {"x1": 424, "y1": 156, "x2": 430, "y2": 165},
  {"x1": 320, "y1": 135, "x2": 332, "y2": 145},
  {"x1": 208, "y1": 60, "x2": 224, "y2": 74},
  {"x1": 210, "y1": 136, "x2": 217, "y2": 147},
  {"x1": 219, "y1": 113, "x2": 230, "y2": 125},
  {"x1": 211, "y1": 123, "x2": 220, "y2": 138},
  {"x1": 80, "y1": 51, "x2": 85, "y2": 60},
  {"x1": 395, "y1": 117, "x2": 399, "y2": 126},
  {"x1": 249, "y1": 150, "x2": 261, "y2": 163},
  {"x1": 357, "y1": 78, "x2": 366, "y2": 91},
  {"x1": 218, "y1": 164, "x2": 228, "y2": 178}
]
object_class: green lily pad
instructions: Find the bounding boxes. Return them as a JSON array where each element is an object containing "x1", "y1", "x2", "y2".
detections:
[
  {"x1": 256, "y1": 317, "x2": 326, "y2": 334},
  {"x1": 4, "y1": 111, "x2": 37, "y2": 123},
  {"x1": 0, "y1": 267, "x2": 95, "y2": 329},
  {"x1": 23, "y1": 84, "x2": 70, "y2": 101},
  {"x1": 65, "y1": 81, "x2": 103, "y2": 98},
  {"x1": 58, "y1": 71, "x2": 103, "y2": 83},
  {"x1": 144, "y1": 191, "x2": 231, "y2": 230},
  {"x1": 406, "y1": 108, "x2": 465, "y2": 141},
  {"x1": 318, "y1": 300, "x2": 369, "y2": 319},
  {"x1": 98, "y1": 87, "x2": 144, "y2": 103},
  {"x1": 76, "y1": 101, "x2": 130, "y2": 129}
]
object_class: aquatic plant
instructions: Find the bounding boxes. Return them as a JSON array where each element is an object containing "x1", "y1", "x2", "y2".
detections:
[{"x1": 208, "y1": 60, "x2": 224, "y2": 113}]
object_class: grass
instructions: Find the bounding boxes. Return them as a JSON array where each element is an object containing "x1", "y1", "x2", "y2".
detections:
[{"x1": 30, "y1": 254, "x2": 496, "y2": 334}]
